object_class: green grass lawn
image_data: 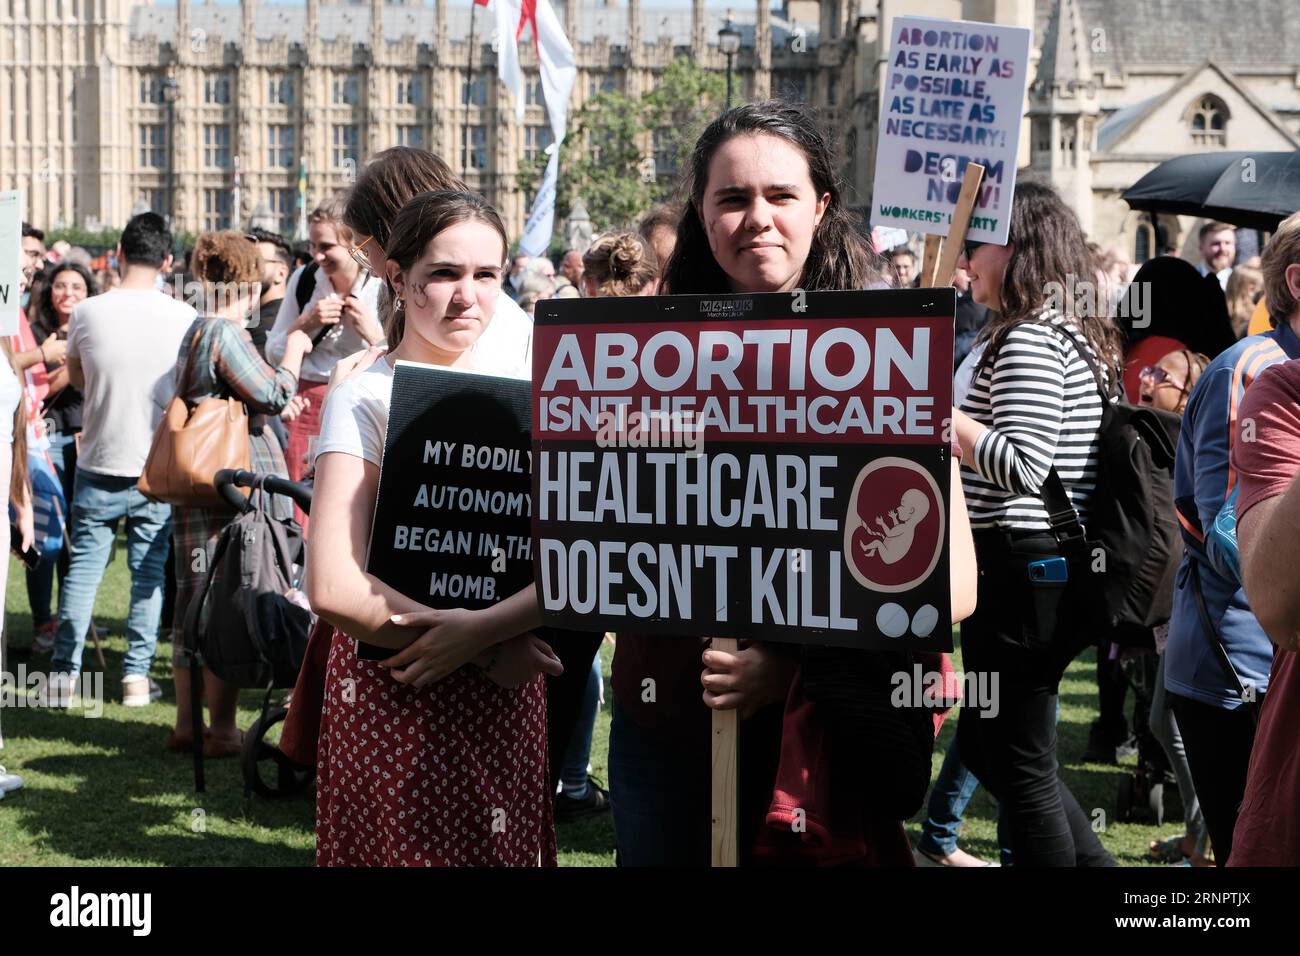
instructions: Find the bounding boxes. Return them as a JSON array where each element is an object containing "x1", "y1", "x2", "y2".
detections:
[{"x1": 0, "y1": 539, "x2": 1175, "y2": 867}]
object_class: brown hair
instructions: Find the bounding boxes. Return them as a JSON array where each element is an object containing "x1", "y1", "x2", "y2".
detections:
[
  {"x1": 1225, "y1": 263, "x2": 1264, "y2": 335},
  {"x1": 1199, "y1": 220, "x2": 1237, "y2": 242},
  {"x1": 663, "y1": 101, "x2": 885, "y2": 294},
  {"x1": 1157, "y1": 348, "x2": 1211, "y2": 413},
  {"x1": 638, "y1": 203, "x2": 680, "y2": 242},
  {"x1": 976, "y1": 180, "x2": 1123, "y2": 373},
  {"x1": 1261, "y1": 210, "x2": 1300, "y2": 329},
  {"x1": 344, "y1": 148, "x2": 466, "y2": 253},
  {"x1": 343, "y1": 148, "x2": 468, "y2": 333},
  {"x1": 383, "y1": 190, "x2": 508, "y2": 349},
  {"x1": 308, "y1": 195, "x2": 354, "y2": 244},
  {"x1": 191, "y1": 231, "x2": 261, "y2": 287},
  {"x1": 583, "y1": 232, "x2": 659, "y2": 297}
]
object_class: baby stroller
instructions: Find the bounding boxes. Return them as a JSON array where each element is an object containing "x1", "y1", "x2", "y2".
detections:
[{"x1": 183, "y1": 468, "x2": 315, "y2": 798}]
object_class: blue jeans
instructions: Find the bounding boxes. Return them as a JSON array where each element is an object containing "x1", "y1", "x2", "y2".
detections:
[
  {"x1": 25, "y1": 431, "x2": 77, "y2": 627},
  {"x1": 918, "y1": 733, "x2": 1014, "y2": 863},
  {"x1": 51, "y1": 469, "x2": 172, "y2": 679},
  {"x1": 559, "y1": 654, "x2": 602, "y2": 794}
]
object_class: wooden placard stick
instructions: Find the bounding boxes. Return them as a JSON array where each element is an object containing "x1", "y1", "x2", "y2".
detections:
[
  {"x1": 711, "y1": 636, "x2": 739, "y2": 867},
  {"x1": 928, "y1": 163, "x2": 986, "y2": 289},
  {"x1": 920, "y1": 234, "x2": 943, "y2": 288}
]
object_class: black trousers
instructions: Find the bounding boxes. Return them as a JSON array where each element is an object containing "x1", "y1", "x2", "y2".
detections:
[
  {"x1": 957, "y1": 530, "x2": 1114, "y2": 867},
  {"x1": 1168, "y1": 692, "x2": 1260, "y2": 866},
  {"x1": 543, "y1": 630, "x2": 606, "y2": 792}
]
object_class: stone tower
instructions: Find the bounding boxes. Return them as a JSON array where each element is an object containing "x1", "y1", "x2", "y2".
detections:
[{"x1": 1028, "y1": 0, "x2": 1099, "y2": 233}]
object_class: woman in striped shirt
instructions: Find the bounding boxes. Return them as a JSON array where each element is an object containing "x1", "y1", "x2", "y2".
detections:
[{"x1": 951, "y1": 181, "x2": 1123, "y2": 866}]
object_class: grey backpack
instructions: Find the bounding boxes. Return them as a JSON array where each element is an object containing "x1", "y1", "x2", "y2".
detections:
[{"x1": 183, "y1": 496, "x2": 309, "y2": 691}]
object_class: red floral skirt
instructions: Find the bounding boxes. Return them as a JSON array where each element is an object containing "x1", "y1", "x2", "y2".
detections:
[{"x1": 315, "y1": 629, "x2": 556, "y2": 867}]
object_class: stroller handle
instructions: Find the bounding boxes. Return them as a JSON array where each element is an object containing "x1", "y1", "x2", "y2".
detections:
[{"x1": 214, "y1": 468, "x2": 314, "y2": 515}]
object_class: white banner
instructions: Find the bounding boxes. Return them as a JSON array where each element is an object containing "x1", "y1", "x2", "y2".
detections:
[
  {"x1": 0, "y1": 190, "x2": 24, "y2": 336},
  {"x1": 519, "y1": 148, "x2": 559, "y2": 257},
  {"x1": 872, "y1": 16, "x2": 1032, "y2": 245},
  {"x1": 493, "y1": 0, "x2": 526, "y2": 123},
  {"x1": 493, "y1": 0, "x2": 575, "y2": 255}
]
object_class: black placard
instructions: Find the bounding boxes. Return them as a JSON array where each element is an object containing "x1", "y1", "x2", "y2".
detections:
[{"x1": 361, "y1": 361, "x2": 533, "y2": 659}]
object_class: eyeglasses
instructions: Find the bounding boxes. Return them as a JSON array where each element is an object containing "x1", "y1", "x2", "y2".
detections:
[
  {"x1": 346, "y1": 234, "x2": 375, "y2": 271},
  {"x1": 1139, "y1": 366, "x2": 1185, "y2": 390},
  {"x1": 962, "y1": 239, "x2": 987, "y2": 260}
]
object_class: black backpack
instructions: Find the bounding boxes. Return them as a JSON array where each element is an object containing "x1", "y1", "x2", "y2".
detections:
[
  {"x1": 295, "y1": 261, "x2": 319, "y2": 312},
  {"x1": 182, "y1": 492, "x2": 311, "y2": 790},
  {"x1": 1041, "y1": 327, "x2": 1182, "y2": 633}
]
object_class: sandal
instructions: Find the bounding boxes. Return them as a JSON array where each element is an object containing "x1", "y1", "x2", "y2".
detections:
[
  {"x1": 1148, "y1": 834, "x2": 1190, "y2": 863},
  {"x1": 202, "y1": 730, "x2": 244, "y2": 759}
]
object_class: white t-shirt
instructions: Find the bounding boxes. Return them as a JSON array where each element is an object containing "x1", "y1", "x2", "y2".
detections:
[
  {"x1": 66, "y1": 288, "x2": 196, "y2": 477},
  {"x1": 474, "y1": 294, "x2": 534, "y2": 379},
  {"x1": 265, "y1": 266, "x2": 384, "y2": 383},
  {"x1": 315, "y1": 355, "x2": 528, "y2": 467},
  {"x1": 314, "y1": 358, "x2": 395, "y2": 467}
]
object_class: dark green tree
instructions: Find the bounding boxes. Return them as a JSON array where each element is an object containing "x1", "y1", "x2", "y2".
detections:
[{"x1": 517, "y1": 57, "x2": 725, "y2": 235}]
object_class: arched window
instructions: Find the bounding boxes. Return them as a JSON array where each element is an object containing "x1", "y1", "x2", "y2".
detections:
[
  {"x1": 1134, "y1": 213, "x2": 1169, "y2": 264},
  {"x1": 1189, "y1": 95, "x2": 1228, "y2": 146}
]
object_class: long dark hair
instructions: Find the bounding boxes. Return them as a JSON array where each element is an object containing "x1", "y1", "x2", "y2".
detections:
[
  {"x1": 35, "y1": 262, "x2": 97, "y2": 338},
  {"x1": 662, "y1": 101, "x2": 884, "y2": 295},
  {"x1": 383, "y1": 190, "x2": 508, "y2": 349},
  {"x1": 976, "y1": 180, "x2": 1123, "y2": 372}
]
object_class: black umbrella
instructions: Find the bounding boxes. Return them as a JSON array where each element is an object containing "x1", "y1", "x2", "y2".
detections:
[{"x1": 1122, "y1": 150, "x2": 1300, "y2": 231}]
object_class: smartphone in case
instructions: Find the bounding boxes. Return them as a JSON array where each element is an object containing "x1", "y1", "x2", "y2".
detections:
[{"x1": 1028, "y1": 556, "x2": 1068, "y2": 583}]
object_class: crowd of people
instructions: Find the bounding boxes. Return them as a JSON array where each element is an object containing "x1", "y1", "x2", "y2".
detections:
[{"x1": 1, "y1": 97, "x2": 1299, "y2": 870}]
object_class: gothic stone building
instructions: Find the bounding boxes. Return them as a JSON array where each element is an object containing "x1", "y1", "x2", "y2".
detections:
[{"x1": 3, "y1": 0, "x2": 1298, "y2": 258}]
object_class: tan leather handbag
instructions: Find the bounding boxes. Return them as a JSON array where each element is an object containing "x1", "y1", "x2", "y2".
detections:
[{"x1": 138, "y1": 323, "x2": 249, "y2": 509}]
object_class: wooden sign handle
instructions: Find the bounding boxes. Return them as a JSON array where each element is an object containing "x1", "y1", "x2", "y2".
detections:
[
  {"x1": 920, "y1": 234, "x2": 943, "y2": 288},
  {"x1": 926, "y1": 163, "x2": 986, "y2": 289},
  {"x1": 711, "y1": 636, "x2": 739, "y2": 868}
]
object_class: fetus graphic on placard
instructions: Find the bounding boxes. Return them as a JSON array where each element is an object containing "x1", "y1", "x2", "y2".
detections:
[
  {"x1": 858, "y1": 488, "x2": 931, "y2": 565},
  {"x1": 844, "y1": 457, "x2": 944, "y2": 594}
]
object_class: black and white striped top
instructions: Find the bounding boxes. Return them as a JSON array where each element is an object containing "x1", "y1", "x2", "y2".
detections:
[{"x1": 960, "y1": 311, "x2": 1111, "y2": 531}]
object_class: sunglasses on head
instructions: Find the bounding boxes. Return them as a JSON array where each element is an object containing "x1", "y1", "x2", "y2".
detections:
[
  {"x1": 346, "y1": 234, "x2": 375, "y2": 271},
  {"x1": 1139, "y1": 366, "x2": 1184, "y2": 389}
]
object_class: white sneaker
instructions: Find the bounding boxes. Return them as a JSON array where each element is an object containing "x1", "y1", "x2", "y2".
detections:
[
  {"x1": 122, "y1": 676, "x2": 163, "y2": 707},
  {"x1": 0, "y1": 766, "x2": 23, "y2": 795}
]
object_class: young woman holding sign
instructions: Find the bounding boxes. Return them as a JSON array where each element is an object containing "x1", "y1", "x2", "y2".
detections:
[
  {"x1": 336, "y1": 148, "x2": 604, "y2": 812},
  {"x1": 950, "y1": 181, "x2": 1121, "y2": 866},
  {"x1": 608, "y1": 101, "x2": 978, "y2": 866},
  {"x1": 306, "y1": 191, "x2": 562, "y2": 866}
]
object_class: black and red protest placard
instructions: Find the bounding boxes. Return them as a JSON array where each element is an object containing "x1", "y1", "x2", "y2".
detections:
[{"x1": 532, "y1": 289, "x2": 956, "y2": 651}]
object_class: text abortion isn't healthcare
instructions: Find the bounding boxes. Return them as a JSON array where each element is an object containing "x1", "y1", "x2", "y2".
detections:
[{"x1": 536, "y1": 325, "x2": 938, "y2": 437}]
